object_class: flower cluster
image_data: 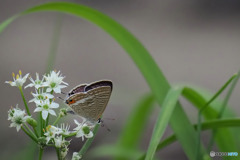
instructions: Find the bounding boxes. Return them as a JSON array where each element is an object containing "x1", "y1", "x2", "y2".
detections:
[
  {"x1": 6, "y1": 70, "x2": 95, "y2": 160},
  {"x1": 8, "y1": 105, "x2": 31, "y2": 132}
]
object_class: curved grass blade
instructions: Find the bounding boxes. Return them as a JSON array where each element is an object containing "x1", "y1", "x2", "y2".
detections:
[
  {"x1": 196, "y1": 74, "x2": 237, "y2": 160},
  {"x1": 116, "y1": 94, "x2": 155, "y2": 158},
  {"x1": 156, "y1": 118, "x2": 240, "y2": 151},
  {"x1": 145, "y1": 86, "x2": 184, "y2": 160},
  {"x1": 183, "y1": 86, "x2": 239, "y2": 154},
  {"x1": 138, "y1": 118, "x2": 240, "y2": 160},
  {"x1": 0, "y1": 2, "x2": 205, "y2": 159},
  {"x1": 207, "y1": 71, "x2": 240, "y2": 151}
]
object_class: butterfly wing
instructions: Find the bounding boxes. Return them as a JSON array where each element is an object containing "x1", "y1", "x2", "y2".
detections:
[
  {"x1": 67, "y1": 84, "x2": 87, "y2": 96},
  {"x1": 66, "y1": 80, "x2": 112, "y2": 123}
]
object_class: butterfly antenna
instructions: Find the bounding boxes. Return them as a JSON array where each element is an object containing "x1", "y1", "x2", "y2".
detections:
[
  {"x1": 99, "y1": 119, "x2": 111, "y2": 132},
  {"x1": 57, "y1": 96, "x2": 64, "y2": 101},
  {"x1": 103, "y1": 118, "x2": 115, "y2": 121},
  {"x1": 61, "y1": 92, "x2": 66, "y2": 95},
  {"x1": 67, "y1": 110, "x2": 75, "y2": 115}
]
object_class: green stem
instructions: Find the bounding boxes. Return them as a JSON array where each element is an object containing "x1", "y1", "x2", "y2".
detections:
[
  {"x1": 46, "y1": 115, "x2": 49, "y2": 127},
  {"x1": 24, "y1": 123, "x2": 38, "y2": 140},
  {"x1": 52, "y1": 114, "x2": 61, "y2": 126},
  {"x1": 38, "y1": 147, "x2": 44, "y2": 160},
  {"x1": 21, "y1": 126, "x2": 38, "y2": 143},
  {"x1": 196, "y1": 74, "x2": 237, "y2": 160},
  {"x1": 33, "y1": 126, "x2": 39, "y2": 138},
  {"x1": 64, "y1": 132, "x2": 76, "y2": 138},
  {"x1": 78, "y1": 124, "x2": 100, "y2": 158},
  {"x1": 40, "y1": 112, "x2": 43, "y2": 136},
  {"x1": 55, "y1": 147, "x2": 61, "y2": 160},
  {"x1": 19, "y1": 87, "x2": 31, "y2": 116}
]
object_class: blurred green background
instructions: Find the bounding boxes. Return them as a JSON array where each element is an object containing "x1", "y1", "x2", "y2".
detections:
[{"x1": 1, "y1": 0, "x2": 240, "y2": 159}]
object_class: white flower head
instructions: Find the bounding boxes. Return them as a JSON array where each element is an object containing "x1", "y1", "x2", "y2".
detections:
[
  {"x1": 60, "y1": 145, "x2": 69, "y2": 159},
  {"x1": 59, "y1": 123, "x2": 71, "y2": 136},
  {"x1": 8, "y1": 106, "x2": 30, "y2": 132},
  {"x1": 25, "y1": 73, "x2": 45, "y2": 89},
  {"x1": 54, "y1": 135, "x2": 66, "y2": 148},
  {"x1": 44, "y1": 125, "x2": 62, "y2": 143},
  {"x1": 5, "y1": 70, "x2": 29, "y2": 88},
  {"x1": 29, "y1": 88, "x2": 54, "y2": 104},
  {"x1": 43, "y1": 70, "x2": 68, "y2": 93},
  {"x1": 72, "y1": 152, "x2": 82, "y2": 160},
  {"x1": 73, "y1": 120, "x2": 94, "y2": 141},
  {"x1": 34, "y1": 99, "x2": 59, "y2": 120}
]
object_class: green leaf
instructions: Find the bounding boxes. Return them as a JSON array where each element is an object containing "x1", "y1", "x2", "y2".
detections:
[
  {"x1": 157, "y1": 118, "x2": 240, "y2": 151},
  {"x1": 0, "y1": 2, "x2": 204, "y2": 159},
  {"x1": 117, "y1": 94, "x2": 155, "y2": 152},
  {"x1": 145, "y1": 86, "x2": 184, "y2": 160},
  {"x1": 183, "y1": 86, "x2": 238, "y2": 153}
]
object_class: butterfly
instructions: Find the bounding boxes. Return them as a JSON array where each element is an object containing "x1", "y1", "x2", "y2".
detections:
[{"x1": 65, "y1": 80, "x2": 112, "y2": 125}]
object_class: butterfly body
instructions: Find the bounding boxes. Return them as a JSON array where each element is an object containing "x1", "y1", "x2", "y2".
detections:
[{"x1": 65, "y1": 80, "x2": 112, "y2": 124}]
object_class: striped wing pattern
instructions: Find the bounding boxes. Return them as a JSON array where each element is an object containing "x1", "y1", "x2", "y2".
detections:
[{"x1": 66, "y1": 80, "x2": 112, "y2": 123}]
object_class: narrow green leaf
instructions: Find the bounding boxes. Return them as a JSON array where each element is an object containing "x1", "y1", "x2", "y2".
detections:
[
  {"x1": 196, "y1": 74, "x2": 237, "y2": 160},
  {"x1": 157, "y1": 118, "x2": 240, "y2": 151},
  {"x1": 117, "y1": 94, "x2": 155, "y2": 150},
  {"x1": 0, "y1": 2, "x2": 205, "y2": 159},
  {"x1": 145, "y1": 86, "x2": 184, "y2": 160},
  {"x1": 183, "y1": 86, "x2": 239, "y2": 153}
]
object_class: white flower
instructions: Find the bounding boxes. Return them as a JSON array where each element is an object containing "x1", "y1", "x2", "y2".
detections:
[
  {"x1": 34, "y1": 99, "x2": 59, "y2": 120},
  {"x1": 8, "y1": 106, "x2": 30, "y2": 132},
  {"x1": 29, "y1": 89, "x2": 54, "y2": 104},
  {"x1": 42, "y1": 70, "x2": 68, "y2": 93},
  {"x1": 73, "y1": 120, "x2": 93, "y2": 141},
  {"x1": 25, "y1": 73, "x2": 44, "y2": 89},
  {"x1": 44, "y1": 125, "x2": 62, "y2": 143},
  {"x1": 59, "y1": 123, "x2": 71, "y2": 136},
  {"x1": 60, "y1": 145, "x2": 69, "y2": 159},
  {"x1": 54, "y1": 135, "x2": 66, "y2": 148},
  {"x1": 5, "y1": 70, "x2": 29, "y2": 88},
  {"x1": 72, "y1": 152, "x2": 82, "y2": 160}
]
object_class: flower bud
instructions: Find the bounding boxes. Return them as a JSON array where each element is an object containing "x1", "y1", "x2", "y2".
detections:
[
  {"x1": 82, "y1": 126, "x2": 90, "y2": 135},
  {"x1": 60, "y1": 108, "x2": 68, "y2": 117},
  {"x1": 27, "y1": 117, "x2": 37, "y2": 127}
]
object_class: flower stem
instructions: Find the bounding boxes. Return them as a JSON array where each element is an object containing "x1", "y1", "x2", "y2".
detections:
[
  {"x1": 78, "y1": 124, "x2": 100, "y2": 158},
  {"x1": 40, "y1": 112, "x2": 43, "y2": 136},
  {"x1": 52, "y1": 114, "x2": 61, "y2": 126},
  {"x1": 19, "y1": 87, "x2": 31, "y2": 116},
  {"x1": 38, "y1": 147, "x2": 44, "y2": 160},
  {"x1": 24, "y1": 123, "x2": 38, "y2": 139},
  {"x1": 21, "y1": 126, "x2": 38, "y2": 143},
  {"x1": 33, "y1": 126, "x2": 39, "y2": 138},
  {"x1": 46, "y1": 115, "x2": 49, "y2": 127},
  {"x1": 64, "y1": 132, "x2": 76, "y2": 138},
  {"x1": 55, "y1": 147, "x2": 61, "y2": 160}
]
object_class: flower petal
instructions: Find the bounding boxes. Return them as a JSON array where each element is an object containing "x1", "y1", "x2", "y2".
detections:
[
  {"x1": 42, "y1": 110, "x2": 49, "y2": 120},
  {"x1": 49, "y1": 110, "x2": 56, "y2": 116},
  {"x1": 53, "y1": 87, "x2": 61, "y2": 93},
  {"x1": 51, "y1": 102, "x2": 59, "y2": 108},
  {"x1": 34, "y1": 107, "x2": 42, "y2": 112}
]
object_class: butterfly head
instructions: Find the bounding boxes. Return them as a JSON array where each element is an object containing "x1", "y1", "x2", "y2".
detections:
[{"x1": 65, "y1": 98, "x2": 76, "y2": 105}]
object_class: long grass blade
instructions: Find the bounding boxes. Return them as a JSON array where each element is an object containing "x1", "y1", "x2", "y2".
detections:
[
  {"x1": 196, "y1": 74, "x2": 237, "y2": 160},
  {"x1": 116, "y1": 94, "x2": 155, "y2": 158},
  {"x1": 145, "y1": 86, "x2": 184, "y2": 160}
]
